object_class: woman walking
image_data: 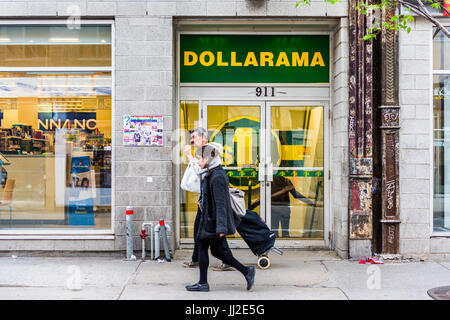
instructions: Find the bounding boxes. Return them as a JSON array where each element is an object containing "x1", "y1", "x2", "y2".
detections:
[{"x1": 185, "y1": 144, "x2": 255, "y2": 292}]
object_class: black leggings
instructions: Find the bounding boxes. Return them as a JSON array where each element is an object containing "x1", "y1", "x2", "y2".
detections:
[{"x1": 198, "y1": 236, "x2": 248, "y2": 284}]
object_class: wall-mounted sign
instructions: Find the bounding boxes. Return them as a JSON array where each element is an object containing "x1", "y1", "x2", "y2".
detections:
[
  {"x1": 123, "y1": 115, "x2": 163, "y2": 146},
  {"x1": 180, "y1": 34, "x2": 329, "y2": 83}
]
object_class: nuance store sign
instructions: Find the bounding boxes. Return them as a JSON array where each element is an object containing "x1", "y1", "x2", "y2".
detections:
[{"x1": 180, "y1": 34, "x2": 329, "y2": 83}]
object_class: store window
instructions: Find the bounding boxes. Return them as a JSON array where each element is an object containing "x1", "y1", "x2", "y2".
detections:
[
  {"x1": 179, "y1": 101, "x2": 199, "y2": 238},
  {"x1": 433, "y1": 26, "x2": 450, "y2": 233},
  {"x1": 0, "y1": 25, "x2": 111, "y2": 67},
  {"x1": 0, "y1": 25, "x2": 112, "y2": 230}
]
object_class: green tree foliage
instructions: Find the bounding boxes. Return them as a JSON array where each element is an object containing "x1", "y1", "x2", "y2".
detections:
[{"x1": 296, "y1": 0, "x2": 450, "y2": 39}]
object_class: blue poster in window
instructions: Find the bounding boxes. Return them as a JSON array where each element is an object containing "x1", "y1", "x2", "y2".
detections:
[{"x1": 68, "y1": 156, "x2": 95, "y2": 226}]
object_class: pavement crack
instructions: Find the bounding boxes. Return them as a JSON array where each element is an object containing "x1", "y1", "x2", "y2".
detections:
[
  {"x1": 309, "y1": 261, "x2": 330, "y2": 288},
  {"x1": 437, "y1": 262, "x2": 450, "y2": 271},
  {"x1": 116, "y1": 260, "x2": 143, "y2": 300},
  {"x1": 320, "y1": 260, "x2": 329, "y2": 272},
  {"x1": 337, "y1": 287, "x2": 350, "y2": 300}
]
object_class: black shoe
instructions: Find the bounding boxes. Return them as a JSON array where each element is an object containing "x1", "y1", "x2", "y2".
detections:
[
  {"x1": 245, "y1": 266, "x2": 255, "y2": 291},
  {"x1": 185, "y1": 282, "x2": 210, "y2": 292}
]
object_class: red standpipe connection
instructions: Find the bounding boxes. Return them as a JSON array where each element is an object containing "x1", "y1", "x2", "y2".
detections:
[{"x1": 140, "y1": 229, "x2": 147, "y2": 239}]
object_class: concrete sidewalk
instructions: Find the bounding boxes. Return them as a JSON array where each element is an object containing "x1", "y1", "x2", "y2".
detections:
[{"x1": 0, "y1": 250, "x2": 449, "y2": 300}]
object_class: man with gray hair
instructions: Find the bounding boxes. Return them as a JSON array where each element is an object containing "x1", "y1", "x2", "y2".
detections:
[{"x1": 181, "y1": 127, "x2": 233, "y2": 271}]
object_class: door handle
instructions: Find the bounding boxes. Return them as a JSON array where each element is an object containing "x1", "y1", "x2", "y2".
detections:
[
  {"x1": 266, "y1": 162, "x2": 273, "y2": 182},
  {"x1": 258, "y1": 163, "x2": 265, "y2": 182}
]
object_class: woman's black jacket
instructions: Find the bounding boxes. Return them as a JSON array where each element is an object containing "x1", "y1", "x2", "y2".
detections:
[{"x1": 197, "y1": 165, "x2": 241, "y2": 240}]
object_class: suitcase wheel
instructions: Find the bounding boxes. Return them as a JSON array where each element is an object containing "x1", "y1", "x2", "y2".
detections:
[{"x1": 257, "y1": 256, "x2": 271, "y2": 270}]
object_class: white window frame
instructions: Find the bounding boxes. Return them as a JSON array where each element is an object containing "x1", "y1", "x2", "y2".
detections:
[
  {"x1": 431, "y1": 21, "x2": 450, "y2": 237},
  {"x1": 0, "y1": 19, "x2": 115, "y2": 238}
]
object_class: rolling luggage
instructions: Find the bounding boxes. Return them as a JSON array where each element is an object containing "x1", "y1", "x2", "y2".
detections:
[{"x1": 236, "y1": 210, "x2": 283, "y2": 269}]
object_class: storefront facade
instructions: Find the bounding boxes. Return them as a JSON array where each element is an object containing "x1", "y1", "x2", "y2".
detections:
[
  {"x1": 0, "y1": 0, "x2": 448, "y2": 260},
  {"x1": 177, "y1": 30, "x2": 335, "y2": 251}
]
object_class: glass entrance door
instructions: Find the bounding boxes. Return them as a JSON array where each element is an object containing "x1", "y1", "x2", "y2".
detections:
[
  {"x1": 205, "y1": 102, "x2": 266, "y2": 229},
  {"x1": 203, "y1": 101, "x2": 325, "y2": 241},
  {"x1": 265, "y1": 103, "x2": 324, "y2": 240}
]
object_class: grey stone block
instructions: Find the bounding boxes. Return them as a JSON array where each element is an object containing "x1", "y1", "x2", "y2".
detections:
[
  {"x1": 115, "y1": 146, "x2": 146, "y2": 161},
  {"x1": 296, "y1": 1, "x2": 327, "y2": 16},
  {"x1": 176, "y1": 1, "x2": 207, "y2": 15},
  {"x1": 115, "y1": 56, "x2": 147, "y2": 71},
  {"x1": 84, "y1": 240, "x2": 115, "y2": 251},
  {"x1": 0, "y1": 2, "x2": 28, "y2": 15},
  {"x1": 147, "y1": 1, "x2": 177, "y2": 16},
  {"x1": 116, "y1": 1, "x2": 147, "y2": 16},
  {"x1": 206, "y1": 1, "x2": 237, "y2": 15},
  {"x1": 349, "y1": 240, "x2": 372, "y2": 260},
  {"x1": 116, "y1": 86, "x2": 145, "y2": 101},
  {"x1": 116, "y1": 25, "x2": 148, "y2": 41},
  {"x1": 430, "y1": 238, "x2": 450, "y2": 253},
  {"x1": 400, "y1": 60, "x2": 431, "y2": 76},
  {"x1": 400, "y1": 193, "x2": 430, "y2": 210},
  {"x1": 87, "y1": 1, "x2": 117, "y2": 16},
  {"x1": 400, "y1": 223, "x2": 430, "y2": 239},
  {"x1": 146, "y1": 26, "x2": 173, "y2": 41},
  {"x1": 145, "y1": 57, "x2": 173, "y2": 71},
  {"x1": 28, "y1": 1, "x2": 57, "y2": 15},
  {"x1": 57, "y1": 1, "x2": 87, "y2": 16},
  {"x1": 400, "y1": 45, "x2": 416, "y2": 60},
  {"x1": 400, "y1": 239, "x2": 430, "y2": 254},
  {"x1": 129, "y1": 191, "x2": 161, "y2": 206},
  {"x1": 145, "y1": 86, "x2": 173, "y2": 100},
  {"x1": 54, "y1": 240, "x2": 85, "y2": 251}
]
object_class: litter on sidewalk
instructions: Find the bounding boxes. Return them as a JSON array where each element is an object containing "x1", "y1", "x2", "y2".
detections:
[{"x1": 359, "y1": 257, "x2": 384, "y2": 264}]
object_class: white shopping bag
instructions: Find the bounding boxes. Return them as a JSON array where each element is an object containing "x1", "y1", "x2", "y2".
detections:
[{"x1": 180, "y1": 162, "x2": 201, "y2": 193}]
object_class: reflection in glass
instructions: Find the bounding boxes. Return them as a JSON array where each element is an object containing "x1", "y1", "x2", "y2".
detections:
[
  {"x1": 179, "y1": 101, "x2": 199, "y2": 238},
  {"x1": 433, "y1": 75, "x2": 450, "y2": 232},
  {"x1": 0, "y1": 25, "x2": 112, "y2": 67},
  {"x1": 270, "y1": 106, "x2": 324, "y2": 239},
  {"x1": 208, "y1": 106, "x2": 261, "y2": 239},
  {"x1": 0, "y1": 71, "x2": 112, "y2": 229},
  {"x1": 433, "y1": 27, "x2": 450, "y2": 71}
]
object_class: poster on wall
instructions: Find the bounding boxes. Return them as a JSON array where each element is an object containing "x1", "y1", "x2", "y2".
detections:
[
  {"x1": 68, "y1": 156, "x2": 95, "y2": 226},
  {"x1": 123, "y1": 115, "x2": 163, "y2": 146}
]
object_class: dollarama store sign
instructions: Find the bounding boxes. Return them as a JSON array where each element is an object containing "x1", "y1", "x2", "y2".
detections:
[{"x1": 180, "y1": 34, "x2": 330, "y2": 83}]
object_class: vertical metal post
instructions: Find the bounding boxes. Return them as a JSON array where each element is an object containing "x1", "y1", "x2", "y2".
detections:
[
  {"x1": 160, "y1": 219, "x2": 172, "y2": 262},
  {"x1": 126, "y1": 206, "x2": 134, "y2": 260},
  {"x1": 154, "y1": 225, "x2": 160, "y2": 260}
]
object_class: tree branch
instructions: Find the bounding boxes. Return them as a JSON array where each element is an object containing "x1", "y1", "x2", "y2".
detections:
[
  {"x1": 397, "y1": 0, "x2": 450, "y2": 38},
  {"x1": 417, "y1": 0, "x2": 450, "y2": 38}
]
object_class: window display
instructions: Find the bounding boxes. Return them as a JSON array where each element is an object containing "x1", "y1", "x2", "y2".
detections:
[{"x1": 0, "y1": 24, "x2": 112, "y2": 230}]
